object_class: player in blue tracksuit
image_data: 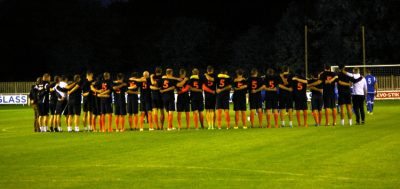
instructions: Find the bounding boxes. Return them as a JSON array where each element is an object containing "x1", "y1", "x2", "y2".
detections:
[{"x1": 365, "y1": 70, "x2": 378, "y2": 114}]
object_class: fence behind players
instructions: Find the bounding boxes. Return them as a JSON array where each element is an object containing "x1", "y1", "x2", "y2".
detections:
[{"x1": 0, "y1": 82, "x2": 35, "y2": 94}]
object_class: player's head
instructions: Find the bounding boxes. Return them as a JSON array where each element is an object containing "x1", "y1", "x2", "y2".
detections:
[
  {"x1": 324, "y1": 64, "x2": 331, "y2": 71},
  {"x1": 36, "y1": 77, "x2": 42, "y2": 85},
  {"x1": 207, "y1": 65, "x2": 214, "y2": 74},
  {"x1": 86, "y1": 71, "x2": 93, "y2": 80},
  {"x1": 312, "y1": 71, "x2": 319, "y2": 79},
  {"x1": 250, "y1": 68, "x2": 258, "y2": 76},
  {"x1": 54, "y1": 75, "x2": 60, "y2": 83},
  {"x1": 281, "y1": 66, "x2": 289, "y2": 74},
  {"x1": 155, "y1": 67, "x2": 162, "y2": 75},
  {"x1": 236, "y1": 68, "x2": 244, "y2": 77},
  {"x1": 166, "y1": 68, "x2": 173, "y2": 76},
  {"x1": 42, "y1": 73, "x2": 50, "y2": 82},
  {"x1": 143, "y1": 71, "x2": 150, "y2": 78},
  {"x1": 96, "y1": 74, "x2": 103, "y2": 82},
  {"x1": 353, "y1": 68, "x2": 360, "y2": 74},
  {"x1": 116, "y1": 73, "x2": 124, "y2": 81},
  {"x1": 192, "y1": 68, "x2": 199, "y2": 75},
  {"x1": 73, "y1": 74, "x2": 81, "y2": 83},
  {"x1": 220, "y1": 69, "x2": 228, "y2": 75},
  {"x1": 266, "y1": 68, "x2": 275, "y2": 76},
  {"x1": 103, "y1": 72, "x2": 110, "y2": 80},
  {"x1": 179, "y1": 68, "x2": 186, "y2": 77},
  {"x1": 61, "y1": 75, "x2": 68, "y2": 82},
  {"x1": 131, "y1": 72, "x2": 139, "y2": 78}
]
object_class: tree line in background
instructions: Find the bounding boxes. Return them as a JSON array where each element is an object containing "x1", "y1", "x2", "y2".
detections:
[{"x1": 0, "y1": 0, "x2": 399, "y2": 80}]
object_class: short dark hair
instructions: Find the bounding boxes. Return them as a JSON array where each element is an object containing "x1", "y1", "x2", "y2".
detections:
[
  {"x1": 207, "y1": 65, "x2": 214, "y2": 73},
  {"x1": 250, "y1": 68, "x2": 258, "y2": 76},
  {"x1": 117, "y1": 73, "x2": 124, "y2": 80},
  {"x1": 266, "y1": 68, "x2": 275, "y2": 76},
  {"x1": 155, "y1": 67, "x2": 162, "y2": 74},
  {"x1": 192, "y1": 68, "x2": 199, "y2": 75},
  {"x1": 179, "y1": 69, "x2": 186, "y2": 76},
  {"x1": 236, "y1": 68, "x2": 244, "y2": 76}
]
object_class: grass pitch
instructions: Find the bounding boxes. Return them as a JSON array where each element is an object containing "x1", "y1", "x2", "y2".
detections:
[{"x1": 0, "y1": 101, "x2": 399, "y2": 188}]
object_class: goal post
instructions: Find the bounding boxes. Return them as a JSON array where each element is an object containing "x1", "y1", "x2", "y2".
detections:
[{"x1": 330, "y1": 64, "x2": 400, "y2": 100}]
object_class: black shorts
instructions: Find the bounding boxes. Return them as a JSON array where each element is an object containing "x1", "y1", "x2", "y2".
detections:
[
  {"x1": 49, "y1": 102, "x2": 57, "y2": 115},
  {"x1": 83, "y1": 96, "x2": 93, "y2": 112},
  {"x1": 249, "y1": 94, "x2": 262, "y2": 110},
  {"x1": 140, "y1": 99, "x2": 152, "y2": 112},
  {"x1": 265, "y1": 93, "x2": 278, "y2": 110},
  {"x1": 294, "y1": 97, "x2": 308, "y2": 110},
  {"x1": 38, "y1": 102, "x2": 49, "y2": 116},
  {"x1": 191, "y1": 95, "x2": 204, "y2": 112},
  {"x1": 279, "y1": 94, "x2": 293, "y2": 110},
  {"x1": 127, "y1": 94, "x2": 139, "y2": 114},
  {"x1": 114, "y1": 101, "x2": 127, "y2": 115},
  {"x1": 216, "y1": 93, "x2": 229, "y2": 109},
  {"x1": 100, "y1": 101, "x2": 113, "y2": 114},
  {"x1": 311, "y1": 94, "x2": 323, "y2": 111},
  {"x1": 177, "y1": 94, "x2": 190, "y2": 112},
  {"x1": 151, "y1": 91, "x2": 163, "y2": 109},
  {"x1": 338, "y1": 92, "x2": 352, "y2": 105},
  {"x1": 323, "y1": 94, "x2": 336, "y2": 109},
  {"x1": 55, "y1": 100, "x2": 67, "y2": 115},
  {"x1": 233, "y1": 94, "x2": 246, "y2": 111},
  {"x1": 68, "y1": 103, "x2": 81, "y2": 115},
  {"x1": 162, "y1": 94, "x2": 175, "y2": 112},
  {"x1": 91, "y1": 97, "x2": 101, "y2": 115},
  {"x1": 204, "y1": 93, "x2": 216, "y2": 110}
]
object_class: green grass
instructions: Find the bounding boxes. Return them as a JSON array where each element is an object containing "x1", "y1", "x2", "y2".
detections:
[{"x1": 0, "y1": 101, "x2": 399, "y2": 188}]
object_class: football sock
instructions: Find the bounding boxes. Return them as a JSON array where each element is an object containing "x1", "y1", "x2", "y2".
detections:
[
  {"x1": 250, "y1": 112, "x2": 255, "y2": 127},
  {"x1": 296, "y1": 111, "x2": 301, "y2": 126},
  {"x1": 194, "y1": 113, "x2": 199, "y2": 129},
  {"x1": 235, "y1": 112, "x2": 239, "y2": 127},
  {"x1": 241, "y1": 112, "x2": 246, "y2": 127},
  {"x1": 273, "y1": 112, "x2": 279, "y2": 128},
  {"x1": 257, "y1": 111, "x2": 263, "y2": 127},
  {"x1": 225, "y1": 111, "x2": 230, "y2": 128}
]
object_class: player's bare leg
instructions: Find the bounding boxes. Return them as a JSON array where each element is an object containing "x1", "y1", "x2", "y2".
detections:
[
  {"x1": 234, "y1": 111, "x2": 240, "y2": 129},
  {"x1": 332, "y1": 108, "x2": 337, "y2": 126},
  {"x1": 107, "y1": 113, "x2": 112, "y2": 132},
  {"x1": 312, "y1": 110, "x2": 320, "y2": 126},
  {"x1": 303, "y1": 110, "x2": 308, "y2": 127},
  {"x1": 241, "y1": 111, "x2": 247, "y2": 129},
  {"x1": 193, "y1": 111, "x2": 199, "y2": 129},
  {"x1": 224, "y1": 109, "x2": 230, "y2": 129},
  {"x1": 288, "y1": 109, "x2": 293, "y2": 128},
  {"x1": 249, "y1": 110, "x2": 255, "y2": 128},
  {"x1": 177, "y1": 112, "x2": 182, "y2": 129},
  {"x1": 186, "y1": 112, "x2": 191, "y2": 129},
  {"x1": 266, "y1": 109, "x2": 271, "y2": 128},
  {"x1": 74, "y1": 115, "x2": 80, "y2": 132},
  {"x1": 296, "y1": 110, "x2": 302, "y2": 127},
  {"x1": 120, "y1": 115, "x2": 125, "y2": 132},
  {"x1": 133, "y1": 114, "x2": 138, "y2": 129},
  {"x1": 128, "y1": 114, "x2": 133, "y2": 130},
  {"x1": 280, "y1": 109, "x2": 286, "y2": 127},
  {"x1": 346, "y1": 104, "x2": 353, "y2": 126},
  {"x1": 217, "y1": 109, "x2": 222, "y2": 129},
  {"x1": 257, "y1": 108, "x2": 263, "y2": 128},
  {"x1": 324, "y1": 108, "x2": 331, "y2": 126},
  {"x1": 152, "y1": 108, "x2": 159, "y2": 130}
]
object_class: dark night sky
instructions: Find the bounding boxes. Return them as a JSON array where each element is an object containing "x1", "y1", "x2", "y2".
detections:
[{"x1": 0, "y1": 0, "x2": 398, "y2": 81}]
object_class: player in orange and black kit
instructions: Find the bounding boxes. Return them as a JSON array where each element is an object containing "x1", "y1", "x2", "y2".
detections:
[
  {"x1": 67, "y1": 74, "x2": 84, "y2": 132},
  {"x1": 127, "y1": 72, "x2": 140, "y2": 130},
  {"x1": 176, "y1": 69, "x2": 190, "y2": 129},
  {"x1": 248, "y1": 68, "x2": 264, "y2": 128},
  {"x1": 188, "y1": 68, "x2": 205, "y2": 129},
  {"x1": 308, "y1": 72, "x2": 323, "y2": 126},
  {"x1": 203, "y1": 66, "x2": 217, "y2": 130},
  {"x1": 131, "y1": 71, "x2": 153, "y2": 131},
  {"x1": 264, "y1": 68, "x2": 279, "y2": 128},
  {"x1": 90, "y1": 75, "x2": 102, "y2": 132},
  {"x1": 308, "y1": 65, "x2": 338, "y2": 126},
  {"x1": 81, "y1": 72, "x2": 94, "y2": 131},
  {"x1": 113, "y1": 73, "x2": 128, "y2": 132},
  {"x1": 159, "y1": 68, "x2": 177, "y2": 131},
  {"x1": 97, "y1": 72, "x2": 113, "y2": 132},
  {"x1": 278, "y1": 66, "x2": 294, "y2": 128},
  {"x1": 292, "y1": 71, "x2": 309, "y2": 127},
  {"x1": 215, "y1": 69, "x2": 232, "y2": 129},
  {"x1": 150, "y1": 67, "x2": 165, "y2": 130},
  {"x1": 232, "y1": 69, "x2": 247, "y2": 129}
]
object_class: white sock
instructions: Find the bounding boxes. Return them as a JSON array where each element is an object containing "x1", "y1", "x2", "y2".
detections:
[
  {"x1": 40, "y1": 126, "x2": 43, "y2": 132},
  {"x1": 281, "y1": 121, "x2": 285, "y2": 126},
  {"x1": 349, "y1": 119, "x2": 353, "y2": 126},
  {"x1": 67, "y1": 126, "x2": 72, "y2": 132},
  {"x1": 75, "y1": 126, "x2": 79, "y2": 132},
  {"x1": 341, "y1": 119, "x2": 345, "y2": 126},
  {"x1": 289, "y1": 121, "x2": 293, "y2": 127}
]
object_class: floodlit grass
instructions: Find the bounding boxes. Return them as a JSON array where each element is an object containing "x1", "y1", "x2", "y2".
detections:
[{"x1": 0, "y1": 101, "x2": 399, "y2": 188}]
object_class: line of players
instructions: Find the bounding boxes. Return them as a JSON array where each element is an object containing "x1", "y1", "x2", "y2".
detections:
[{"x1": 30, "y1": 64, "x2": 372, "y2": 133}]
